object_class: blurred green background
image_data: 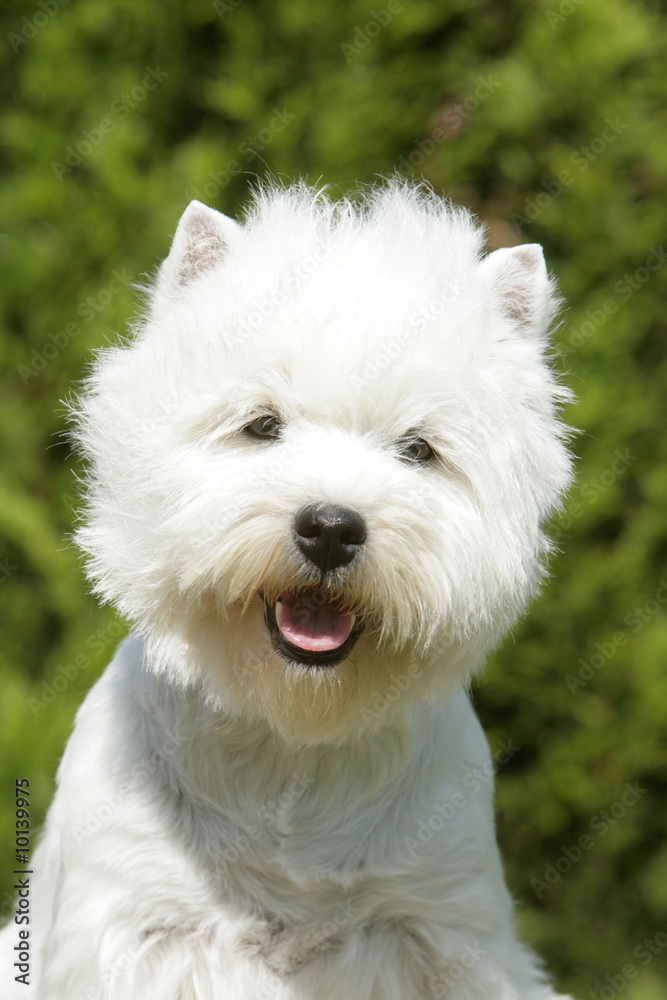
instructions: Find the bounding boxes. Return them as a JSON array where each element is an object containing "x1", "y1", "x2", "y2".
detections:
[{"x1": 1, "y1": 0, "x2": 666, "y2": 996}]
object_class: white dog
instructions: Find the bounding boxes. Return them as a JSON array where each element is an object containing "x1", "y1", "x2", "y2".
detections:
[{"x1": 2, "y1": 181, "x2": 574, "y2": 999}]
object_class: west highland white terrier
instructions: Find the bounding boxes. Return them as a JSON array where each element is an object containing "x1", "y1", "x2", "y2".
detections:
[{"x1": 2, "y1": 181, "x2": 575, "y2": 999}]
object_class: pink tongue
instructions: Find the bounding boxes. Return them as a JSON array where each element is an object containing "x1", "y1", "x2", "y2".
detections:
[{"x1": 278, "y1": 593, "x2": 352, "y2": 652}]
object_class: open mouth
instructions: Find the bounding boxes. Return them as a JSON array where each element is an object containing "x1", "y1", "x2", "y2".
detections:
[{"x1": 263, "y1": 589, "x2": 364, "y2": 668}]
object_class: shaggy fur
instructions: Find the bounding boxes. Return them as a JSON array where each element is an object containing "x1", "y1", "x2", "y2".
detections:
[{"x1": 1, "y1": 180, "x2": 574, "y2": 999}]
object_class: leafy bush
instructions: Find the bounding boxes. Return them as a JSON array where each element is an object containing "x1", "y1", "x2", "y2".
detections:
[{"x1": 1, "y1": 1, "x2": 665, "y2": 995}]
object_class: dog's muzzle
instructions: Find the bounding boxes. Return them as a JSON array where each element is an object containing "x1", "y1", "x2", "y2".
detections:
[{"x1": 260, "y1": 503, "x2": 367, "y2": 668}]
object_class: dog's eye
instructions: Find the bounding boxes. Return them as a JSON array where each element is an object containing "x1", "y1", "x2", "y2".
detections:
[
  {"x1": 244, "y1": 415, "x2": 283, "y2": 440},
  {"x1": 400, "y1": 437, "x2": 436, "y2": 464}
]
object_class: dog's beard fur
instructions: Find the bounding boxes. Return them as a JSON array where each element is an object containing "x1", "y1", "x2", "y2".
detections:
[{"x1": 72, "y1": 179, "x2": 573, "y2": 745}]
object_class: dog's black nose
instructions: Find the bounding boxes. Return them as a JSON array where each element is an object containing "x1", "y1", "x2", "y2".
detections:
[{"x1": 294, "y1": 503, "x2": 367, "y2": 573}]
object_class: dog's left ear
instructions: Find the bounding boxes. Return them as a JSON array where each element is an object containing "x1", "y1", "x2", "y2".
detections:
[
  {"x1": 157, "y1": 200, "x2": 240, "y2": 292},
  {"x1": 479, "y1": 244, "x2": 554, "y2": 337}
]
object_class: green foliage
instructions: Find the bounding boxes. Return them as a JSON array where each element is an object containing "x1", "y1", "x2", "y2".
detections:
[{"x1": 0, "y1": 0, "x2": 665, "y2": 995}]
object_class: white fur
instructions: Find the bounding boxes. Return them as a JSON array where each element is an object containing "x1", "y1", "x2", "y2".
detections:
[{"x1": 1, "y1": 180, "x2": 574, "y2": 998}]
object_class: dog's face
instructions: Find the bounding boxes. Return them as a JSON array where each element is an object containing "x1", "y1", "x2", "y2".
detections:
[{"x1": 75, "y1": 183, "x2": 572, "y2": 743}]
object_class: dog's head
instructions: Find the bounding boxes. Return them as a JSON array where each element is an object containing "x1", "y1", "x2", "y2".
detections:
[{"x1": 74, "y1": 181, "x2": 573, "y2": 743}]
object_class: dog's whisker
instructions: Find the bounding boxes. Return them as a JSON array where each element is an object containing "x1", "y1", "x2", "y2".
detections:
[{"x1": 241, "y1": 538, "x2": 283, "y2": 615}]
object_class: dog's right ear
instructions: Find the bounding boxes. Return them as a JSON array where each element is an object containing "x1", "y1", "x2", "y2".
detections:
[
  {"x1": 157, "y1": 201, "x2": 240, "y2": 293},
  {"x1": 479, "y1": 244, "x2": 555, "y2": 338}
]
